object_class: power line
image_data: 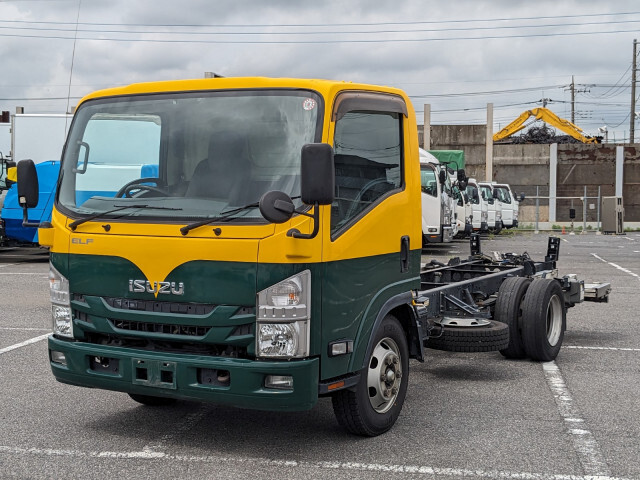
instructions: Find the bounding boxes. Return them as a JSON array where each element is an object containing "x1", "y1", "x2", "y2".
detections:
[
  {"x1": 0, "y1": 27, "x2": 639, "y2": 44},
  {"x1": 1, "y1": 10, "x2": 639, "y2": 28},
  {"x1": 1, "y1": 18, "x2": 639, "y2": 36}
]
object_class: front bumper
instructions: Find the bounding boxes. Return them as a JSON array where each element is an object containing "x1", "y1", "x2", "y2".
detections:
[{"x1": 48, "y1": 335, "x2": 319, "y2": 411}]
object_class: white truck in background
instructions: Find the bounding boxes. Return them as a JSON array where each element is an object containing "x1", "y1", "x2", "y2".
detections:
[
  {"x1": 449, "y1": 170, "x2": 472, "y2": 238},
  {"x1": 1, "y1": 113, "x2": 72, "y2": 246},
  {"x1": 493, "y1": 182, "x2": 524, "y2": 229},
  {"x1": 465, "y1": 178, "x2": 488, "y2": 233},
  {"x1": 478, "y1": 181, "x2": 503, "y2": 234},
  {"x1": 419, "y1": 149, "x2": 456, "y2": 244}
]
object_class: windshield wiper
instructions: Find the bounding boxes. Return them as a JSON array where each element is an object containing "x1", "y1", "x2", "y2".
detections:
[
  {"x1": 69, "y1": 204, "x2": 182, "y2": 231},
  {"x1": 180, "y1": 202, "x2": 259, "y2": 236}
]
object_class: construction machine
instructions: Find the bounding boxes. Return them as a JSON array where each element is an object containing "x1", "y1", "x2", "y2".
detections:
[{"x1": 493, "y1": 107, "x2": 600, "y2": 144}]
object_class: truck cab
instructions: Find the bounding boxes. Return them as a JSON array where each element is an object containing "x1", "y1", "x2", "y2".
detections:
[
  {"x1": 449, "y1": 170, "x2": 472, "y2": 238},
  {"x1": 493, "y1": 183, "x2": 524, "y2": 228},
  {"x1": 18, "y1": 78, "x2": 423, "y2": 436},
  {"x1": 419, "y1": 149, "x2": 455, "y2": 244},
  {"x1": 478, "y1": 181, "x2": 503, "y2": 233},
  {"x1": 465, "y1": 178, "x2": 488, "y2": 233}
]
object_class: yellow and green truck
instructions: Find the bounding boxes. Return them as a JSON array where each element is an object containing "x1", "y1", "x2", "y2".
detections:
[{"x1": 16, "y1": 77, "x2": 609, "y2": 436}]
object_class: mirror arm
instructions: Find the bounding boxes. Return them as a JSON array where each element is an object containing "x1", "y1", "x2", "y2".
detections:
[
  {"x1": 287, "y1": 203, "x2": 320, "y2": 239},
  {"x1": 21, "y1": 205, "x2": 42, "y2": 228}
]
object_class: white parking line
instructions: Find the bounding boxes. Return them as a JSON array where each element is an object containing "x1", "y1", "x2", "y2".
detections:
[
  {"x1": 0, "y1": 327, "x2": 49, "y2": 332},
  {"x1": 0, "y1": 445, "x2": 631, "y2": 480},
  {"x1": 543, "y1": 361, "x2": 610, "y2": 477},
  {"x1": 142, "y1": 404, "x2": 211, "y2": 453},
  {"x1": 0, "y1": 334, "x2": 49, "y2": 355},
  {"x1": 591, "y1": 253, "x2": 640, "y2": 280},
  {"x1": 0, "y1": 272, "x2": 48, "y2": 275},
  {"x1": 564, "y1": 345, "x2": 640, "y2": 352}
]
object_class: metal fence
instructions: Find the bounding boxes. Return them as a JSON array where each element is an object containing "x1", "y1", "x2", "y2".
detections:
[{"x1": 513, "y1": 185, "x2": 608, "y2": 232}]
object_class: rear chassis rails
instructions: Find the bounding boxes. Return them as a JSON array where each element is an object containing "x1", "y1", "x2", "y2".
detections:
[{"x1": 413, "y1": 235, "x2": 610, "y2": 361}]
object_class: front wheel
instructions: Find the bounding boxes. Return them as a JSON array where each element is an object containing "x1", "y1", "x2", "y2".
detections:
[{"x1": 331, "y1": 314, "x2": 409, "y2": 436}]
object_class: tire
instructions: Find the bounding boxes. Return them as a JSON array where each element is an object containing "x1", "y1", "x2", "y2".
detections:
[
  {"x1": 495, "y1": 277, "x2": 531, "y2": 359},
  {"x1": 128, "y1": 393, "x2": 177, "y2": 406},
  {"x1": 521, "y1": 278, "x2": 566, "y2": 361},
  {"x1": 424, "y1": 320, "x2": 509, "y2": 352},
  {"x1": 331, "y1": 315, "x2": 409, "y2": 436},
  {"x1": 494, "y1": 221, "x2": 503, "y2": 234}
]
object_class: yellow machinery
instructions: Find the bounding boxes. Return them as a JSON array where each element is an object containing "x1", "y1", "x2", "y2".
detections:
[{"x1": 493, "y1": 107, "x2": 600, "y2": 144}]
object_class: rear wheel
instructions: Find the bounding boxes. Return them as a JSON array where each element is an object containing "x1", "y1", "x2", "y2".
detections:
[
  {"x1": 495, "y1": 277, "x2": 531, "y2": 359},
  {"x1": 332, "y1": 314, "x2": 409, "y2": 436},
  {"x1": 521, "y1": 278, "x2": 566, "y2": 361},
  {"x1": 128, "y1": 393, "x2": 177, "y2": 406}
]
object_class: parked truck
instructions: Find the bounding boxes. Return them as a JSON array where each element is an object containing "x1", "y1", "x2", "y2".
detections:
[
  {"x1": 0, "y1": 114, "x2": 71, "y2": 246},
  {"x1": 492, "y1": 182, "x2": 524, "y2": 229},
  {"x1": 419, "y1": 148, "x2": 457, "y2": 244},
  {"x1": 16, "y1": 77, "x2": 610, "y2": 437},
  {"x1": 478, "y1": 181, "x2": 503, "y2": 234},
  {"x1": 465, "y1": 178, "x2": 488, "y2": 233}
]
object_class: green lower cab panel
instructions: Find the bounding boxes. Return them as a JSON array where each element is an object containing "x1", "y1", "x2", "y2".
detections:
[{"x1": 48, "y1": 335, "x2": 319, "y2": 412}]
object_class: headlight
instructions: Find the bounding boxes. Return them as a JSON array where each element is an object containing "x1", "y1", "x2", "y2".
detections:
[
  {"x1": 49, "y1": 264, "x2": 73, "y2": 338},
  {"x1": 482, "y1": 211, "x2": 488, "y2": 222},
  {"x1": 496, "y1": 211, "x2": 502, "y2": 221},
  {"x1": 256, "y1": 270, "x2": 310, "y2": 358}
]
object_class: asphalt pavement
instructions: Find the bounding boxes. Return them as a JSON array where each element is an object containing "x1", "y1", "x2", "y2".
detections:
[{"x1": 0, "y1": 233, "x2": 638, "y2": 480}]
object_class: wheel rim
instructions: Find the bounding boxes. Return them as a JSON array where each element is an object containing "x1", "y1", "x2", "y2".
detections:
[
  {"x1": 367, "y1": 337, "x2": 402, "y2": 414},
  {"x1": 546, "y1": 294, "x2": 563, "y2": 346}
]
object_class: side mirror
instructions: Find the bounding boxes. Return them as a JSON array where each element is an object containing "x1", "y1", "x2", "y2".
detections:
[
  {"x1": 492, "y1": 190, "x2": 499, "y2": 199},
  {"x1": 457, "y1": 169, "x2": 466, "y2": 183},
  {"x1": 17, "y1": 159, "x2": 39, "y2": 208},
  {"x1": 259, "y1": 191, "x2": 295, "y2": 224},
  {"x1": 459, "y1": 180, "x2": 467, "y2": 191},
  {"x1": 438, "y1": 169, "x2": 446, "y2": 185},
  {"x1": 17, "y1": 159, "x2": 43, "y2": 228},
  {"x1": 519, "y1": 193, "x2": 526, "y2": 202},
  {"x1": 301, "y1": 143, "x2": 334, "y2": 205}
]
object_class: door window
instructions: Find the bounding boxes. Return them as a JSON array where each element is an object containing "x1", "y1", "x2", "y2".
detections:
[{"x1": 331, "y1": 111, "x2": 402, "y2": 235}]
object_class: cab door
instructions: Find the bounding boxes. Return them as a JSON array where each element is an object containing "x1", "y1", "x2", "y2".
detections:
[{"x1": 319, "y1": 91, "x2": 421, "y2": 379}]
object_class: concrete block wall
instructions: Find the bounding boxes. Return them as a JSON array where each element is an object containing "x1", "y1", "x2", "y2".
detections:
[{"x1": 421, "y1": 124, "x2": 640, "y2": 222}]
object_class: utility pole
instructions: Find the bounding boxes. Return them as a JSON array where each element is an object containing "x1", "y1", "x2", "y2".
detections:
[
  {"x1": 564, "y1": 76, "x2": 589, "y2": 124},
  {"x1": 570, "y1": 75, "x2": 575, "y2": 124},
  {"x1": 631, "y1": 39, "x2": 637, "y2": 144}
]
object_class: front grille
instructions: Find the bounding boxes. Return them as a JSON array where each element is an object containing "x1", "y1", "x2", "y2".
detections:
[
  {"x1": 109, "y1": 319, "x2": 211, "y2": 337},
  {"x1": 85, "y1": 332, "x2": 248, "y2": 358},
  {"x1": 103, "y1": 297, "x2": 215, "y2": 315}
]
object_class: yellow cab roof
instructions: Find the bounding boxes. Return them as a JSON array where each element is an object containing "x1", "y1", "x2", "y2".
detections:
[{"x1": 77, "y1": 77, "x2": 409, "y2": 107}]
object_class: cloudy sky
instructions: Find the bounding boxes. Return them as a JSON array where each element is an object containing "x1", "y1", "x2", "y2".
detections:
[{"x1": 1, "y1": 0, "x2": 639, "y2": 142}]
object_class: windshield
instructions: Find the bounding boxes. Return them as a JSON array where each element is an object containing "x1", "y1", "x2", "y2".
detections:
[
  {"x1": 494, "y1": 186, "x2": 511, "y2": 203},
  {"x1": 420, "y1": 167, "x2": 437, "y2": 197},
  {"x1": 466, "y1": 185, "x2": 479, "y2": 204},
  {"x1": 480, "y1": 185, "x2": 492, "y2": 201},
  {"x1": 57, "y1": 89, "x2": 322, "y2": 223}
]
